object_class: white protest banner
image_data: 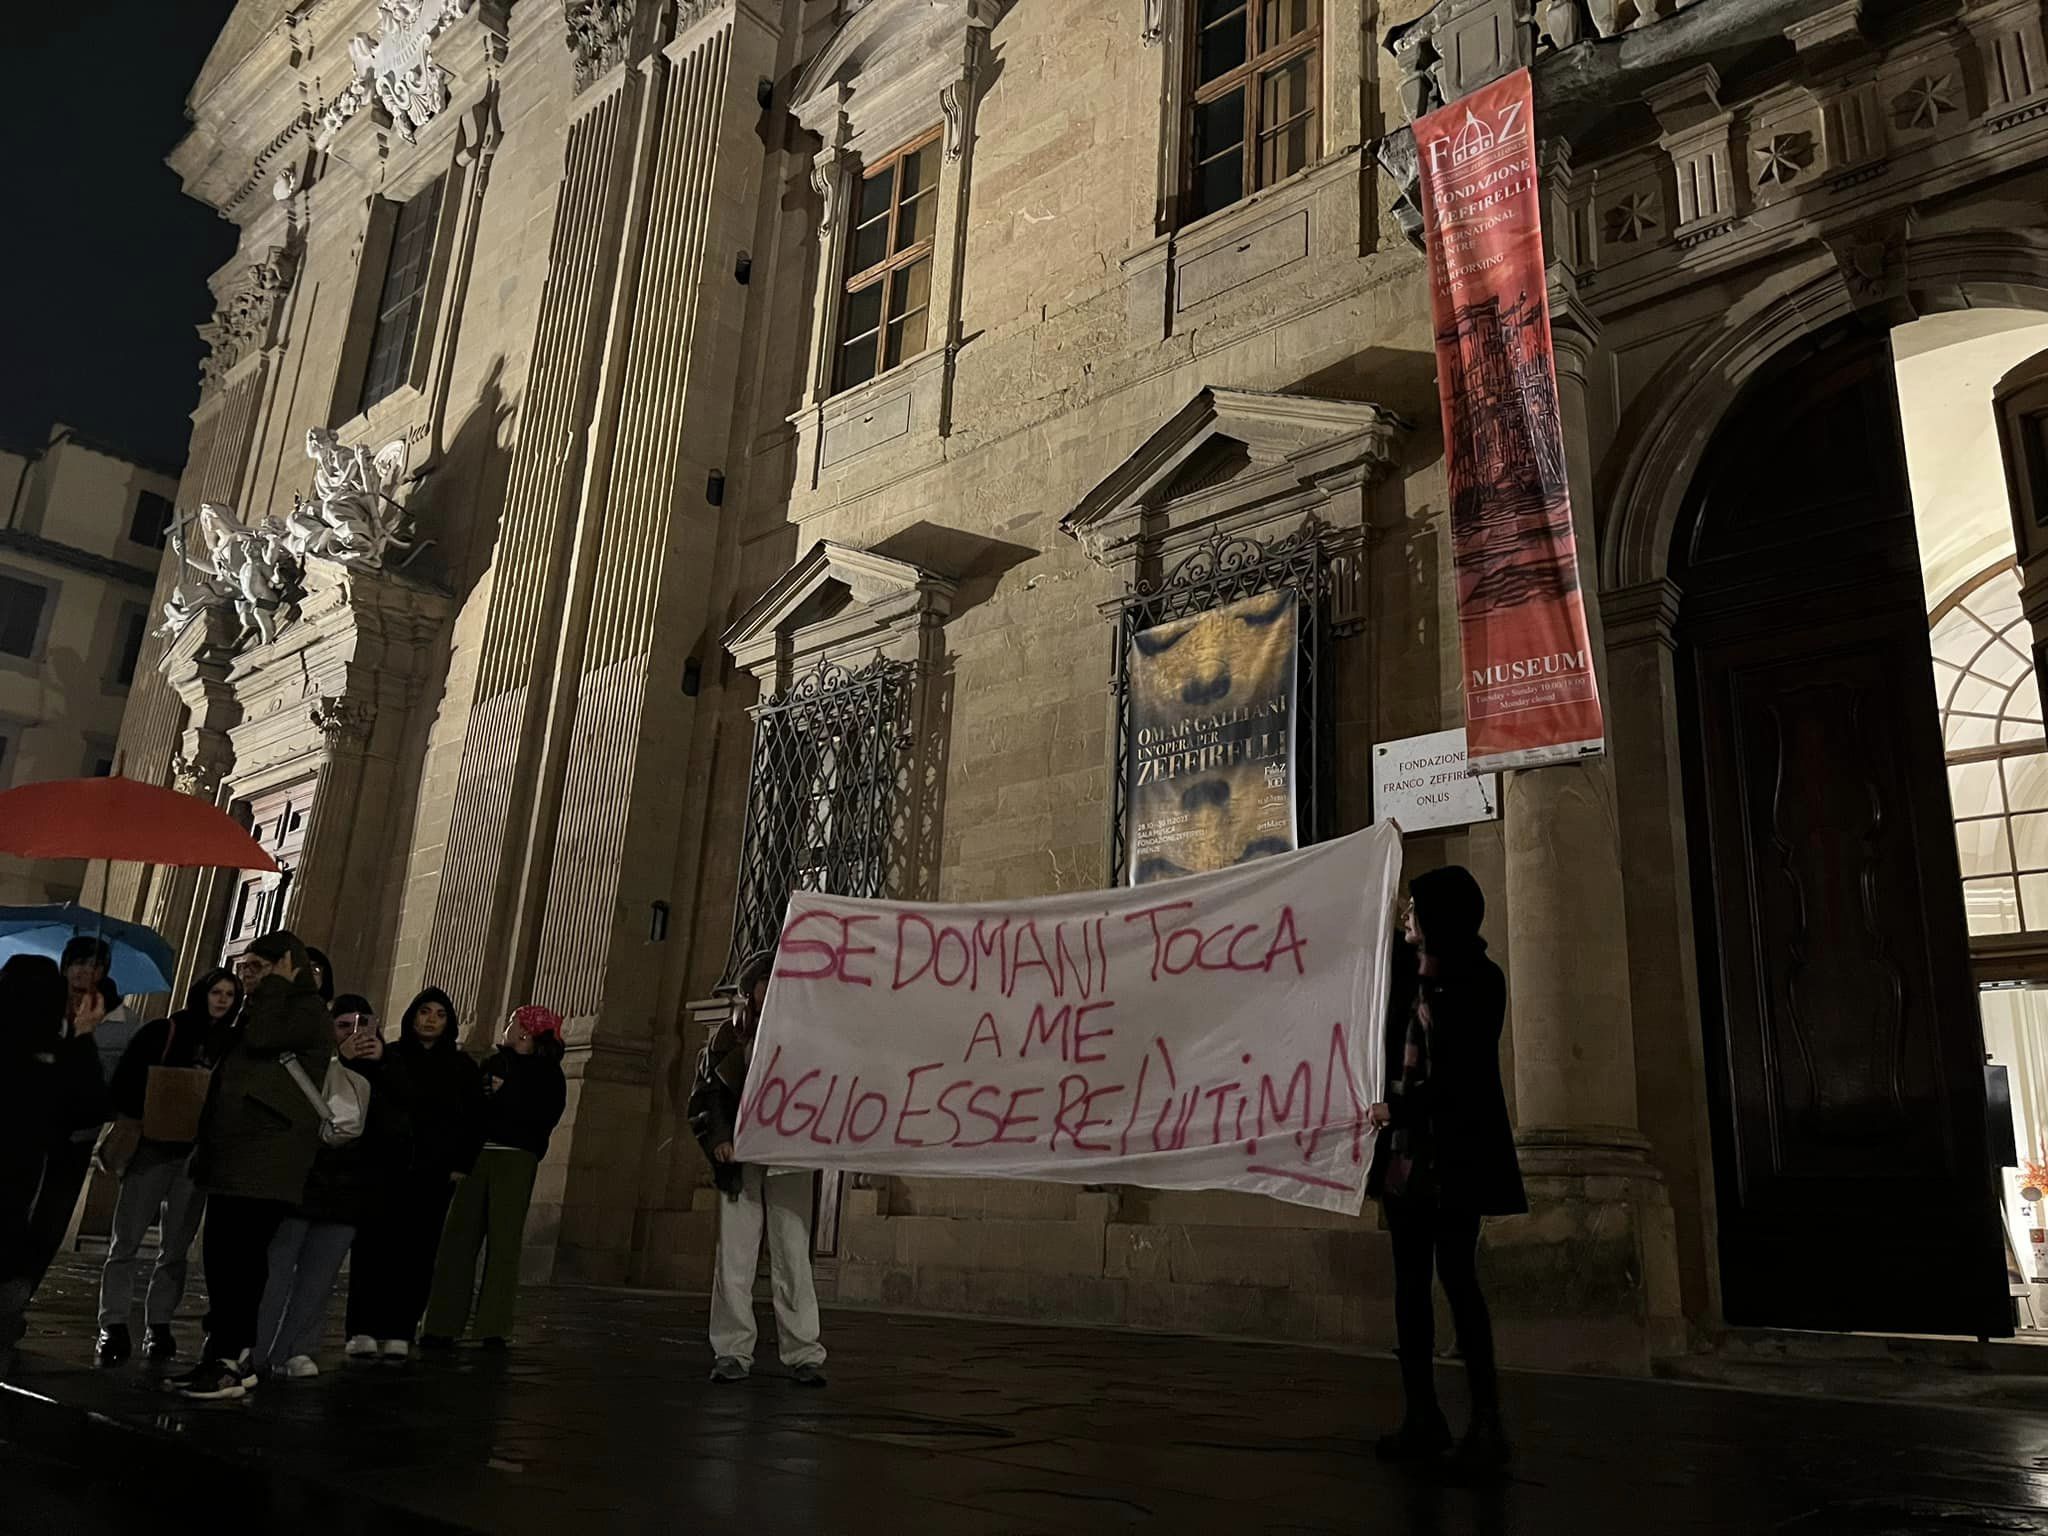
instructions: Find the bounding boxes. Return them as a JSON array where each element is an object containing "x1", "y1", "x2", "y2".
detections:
[{"x1": 733, "y1": 822, "x2": 1403, "y2": 1215}]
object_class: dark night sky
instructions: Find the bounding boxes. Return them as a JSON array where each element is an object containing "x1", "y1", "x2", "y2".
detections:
[{"x1": 1, "y1": 1, "x2": 241, "y2": 472}]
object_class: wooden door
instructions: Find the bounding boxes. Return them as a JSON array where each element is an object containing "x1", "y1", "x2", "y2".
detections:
[
  {"x1": 222, "y1": 783, "x2": 312, "y2": 961},
  {"x1": 1994, "y1": 347, "x2": 2048, "y2": 726},
  {"x1": 1680, "y1": 326, "x2": 2009, "y2": 1335}
]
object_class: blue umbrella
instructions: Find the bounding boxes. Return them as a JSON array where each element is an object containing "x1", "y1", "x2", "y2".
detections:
[{"x1": 0, "y1": 904, "x2": 176, "y2": 993}]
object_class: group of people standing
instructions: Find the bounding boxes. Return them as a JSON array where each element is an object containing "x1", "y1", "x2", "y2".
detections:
[
  {"x1": 683, "y1": 869, "x2": 1524, "y2": 1460},
  {"x1": 7, "y1": 862, "x2": 1520, "y2": 1476},
  {"x1": 0, "y1": 928, "x2": 566, "y2": 1401}
]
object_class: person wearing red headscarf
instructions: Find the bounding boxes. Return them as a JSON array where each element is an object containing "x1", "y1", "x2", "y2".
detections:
[{"x1": 420, "y1": 1005, "x2": 566, "y2": 1349}]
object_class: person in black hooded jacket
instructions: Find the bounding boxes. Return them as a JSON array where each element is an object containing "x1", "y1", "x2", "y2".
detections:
[
  {"x1": 422, "y1": 1005, "x2": 567, "y2": 1349},
  {"x1": 95, "y1": 967, "x2": 241, "y2": 1367},
  {"x1": 1365, "y1": 865, "x2": 1524, "y2": 1481},
  {"x1": 343, "y1": 987, "x2": 481, "y2": 1360},
  {"x1": 1, "y1": 956, "x2": 108, "y2": 1378}
]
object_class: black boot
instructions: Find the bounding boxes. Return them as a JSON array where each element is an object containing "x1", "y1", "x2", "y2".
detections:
[
  {"x1": 1376, "y1": 1408, "x2": 1452, "y2": 1463},
  {"x1": 144, "y1": 1324, "x2": 177, "y2": 1362},
  {"x1": 1377, "y1": 1349, "x2": 1452, "y2": 1463},
  {"x1": 1439, "y1": 1415, "x2": 1512, "y2": 1484},
  {"x1": 94, "y1": 1324, "x2": 131, "y2": 1367}
]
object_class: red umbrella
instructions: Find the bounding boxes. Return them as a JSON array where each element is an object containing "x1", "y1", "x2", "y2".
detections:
[{"x1": 0, "y1": 775, "x2": 278, "y2": 871}]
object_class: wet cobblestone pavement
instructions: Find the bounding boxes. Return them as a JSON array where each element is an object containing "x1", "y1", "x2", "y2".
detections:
[{"x1": 6, "y1": 1257, "x2": 2048, "y2": 1534}]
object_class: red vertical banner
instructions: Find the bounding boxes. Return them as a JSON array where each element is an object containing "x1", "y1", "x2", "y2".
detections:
[{"x1": 1413, "y1": 69, "x2": 1605, "y2": 773}]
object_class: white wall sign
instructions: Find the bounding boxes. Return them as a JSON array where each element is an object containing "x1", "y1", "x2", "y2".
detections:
[{"x1": 1373, "y1": 727, "x2": 1498, "y2": 833}]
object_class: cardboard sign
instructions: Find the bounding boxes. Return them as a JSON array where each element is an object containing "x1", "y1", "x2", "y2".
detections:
[
  {"x1": 1374, "y1": 728, "x2": 1498, "y2": 833},
  {"x1": 733, "y1": 824, "x2": 1404, "y2": 1214}
]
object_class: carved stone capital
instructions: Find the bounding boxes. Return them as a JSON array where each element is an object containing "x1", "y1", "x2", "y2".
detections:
[
  {"x1": 168, "y1": 749, "x2": 228, "y2": 799},
  {"x1": 565, "y1": 0, "x2": 636, "y2": 94},
  {"x1": 676, "y1": 0, "x2": 732, "y2": 34},
  {"x1": 1547, "y1": 266, "x2": 1603, "y2": 363},
  {"x1": 311, "y1": 696, "x2": 378, "y2": 750},
  {"x1": 198, "y1": 246, "x2": 300, "y2": 395}
]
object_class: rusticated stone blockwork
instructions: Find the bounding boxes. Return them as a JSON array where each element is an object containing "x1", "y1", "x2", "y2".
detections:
[{"x1": 114, "y1": 0, "x2": 2048, "y2": 1367}]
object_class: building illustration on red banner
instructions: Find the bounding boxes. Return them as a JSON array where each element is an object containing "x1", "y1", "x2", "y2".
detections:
[{"x1": 1414, "y1": 70, "x2": 1605, "y2": 772}]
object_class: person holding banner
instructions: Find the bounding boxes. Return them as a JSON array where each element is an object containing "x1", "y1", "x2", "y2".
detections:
[
  {"x1": 690, "y1": 951, "x2": 827, "y2": 1388},
  {"x1": 1366, "y1": 866, "x2": 1524, "y2": 1481}
]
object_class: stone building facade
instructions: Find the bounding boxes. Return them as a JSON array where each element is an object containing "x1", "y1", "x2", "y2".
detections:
[
  {"x1": 108, "y1": 0, "x2": 2048, "y2": 1369},
  {"x1": 0, "y1": 427, "x2": 176, "y2": 903}
]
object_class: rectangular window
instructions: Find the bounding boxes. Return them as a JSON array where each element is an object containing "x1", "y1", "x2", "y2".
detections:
[
  {"x1": 357, "y1": 177, "x2": 446, "y2": 416},
  {"x1": 833, "y1": 133, "x2": 941, "y2": 395},
  {"x1": 0, "y1": 573, "x2": 49, "y2": 659},
  {"x1": 1183, "y1": 0, "x2": 1320, "y2": 223},
  {"x1": 113, "y1": 607, "x2": 147, "y2": 687},
  {"x1": 724, "y1": 657, "x2": 917, "y2": 982},
  {"x1": 128, "y1": 490, "x2": 173, "y2": 550}
]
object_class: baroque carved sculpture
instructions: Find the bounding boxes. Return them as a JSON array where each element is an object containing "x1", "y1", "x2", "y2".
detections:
[
  {"x1": 317, "y1": 0, "x2": 475, "y2": 147},
  {"x1": 564, "y1": 0, "x2": 635, "y2": 94},
  {"x1": 156, "y1": 435, "x2": 415, "y2": 649},
  {"x1": 158, "y1": 503, "x2": 303, "y2": 647},
  {"x1": 287, "y1": 429, "x2": 415, "y2": 571}
]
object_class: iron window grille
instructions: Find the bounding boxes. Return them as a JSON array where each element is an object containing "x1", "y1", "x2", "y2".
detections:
[
  {"x1": 1107, "y1": 522, "x2": 1336, "y2": 884},
  {"x1": 722, "y1": 654, "x2": 921, "y2": 988}
]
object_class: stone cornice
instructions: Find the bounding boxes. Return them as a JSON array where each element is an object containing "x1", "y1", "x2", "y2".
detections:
[
  {"x1": 1601, "y1": 576, "x2": 1682, "y2": 650},
  {"x1": 723, "y1": 540, "x2": 956, "y2": 675},
  {"x1": 792, "y1": 0, "x2": 1008, "y2": 153},
  {"x1": 0, "y1": 529, "x2": 156, "y2": 590},
  {"x1": 1060, "y1": 388, "x2": 1409, "y2": 567}
]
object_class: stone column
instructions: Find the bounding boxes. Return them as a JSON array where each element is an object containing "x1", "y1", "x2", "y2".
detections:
[
  {"x1": 1484, "y1": 278, "x2": 1685, "y2": 1373},
  {"x1": 149, "y1": 607, "x2": 246, "y2": 1005},
  {"x1": 1603, "y1": 576, "x2": 1721, "y2": 1330}
]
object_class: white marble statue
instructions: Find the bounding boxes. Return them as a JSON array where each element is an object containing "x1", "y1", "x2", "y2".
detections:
[
  {"x1": 195, "y1": 502, "x2": 298, "y2": 647},
  {"x1": 157, "y1": 519, "x2": 234, "y2": 638},
  {"x1": 292, "y1": 428, "x2": 412, "y2": 570}
]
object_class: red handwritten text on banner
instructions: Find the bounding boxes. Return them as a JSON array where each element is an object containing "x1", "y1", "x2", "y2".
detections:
[{"x1": 733, "y1": 824, "x2": 1402, "y2": 1215}]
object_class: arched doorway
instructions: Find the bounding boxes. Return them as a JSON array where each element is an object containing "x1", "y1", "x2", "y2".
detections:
[{"x1": 1674, "y1": 318, "x2": 2009, "y2": 1335}]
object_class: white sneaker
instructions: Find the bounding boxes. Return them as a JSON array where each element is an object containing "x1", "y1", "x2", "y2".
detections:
[
  {"x1": 278, "y1": 1356, "x2": 319, "y2": 1379},
  {"x1": 345, "y1": 1335, "x2": 378, "y2": 1359},
  {"x1": 380, "y1": 1339, "x2": 411, "y2": 1361}
]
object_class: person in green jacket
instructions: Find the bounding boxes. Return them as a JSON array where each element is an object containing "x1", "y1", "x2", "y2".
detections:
[{"x1": 171, "y1": 930, "x2": 333, "y2": 1401}]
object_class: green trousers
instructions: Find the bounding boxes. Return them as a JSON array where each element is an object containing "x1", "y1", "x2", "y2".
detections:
[{"x1": 422, "y1": 1147, "x2": 539, "y2": 1341}]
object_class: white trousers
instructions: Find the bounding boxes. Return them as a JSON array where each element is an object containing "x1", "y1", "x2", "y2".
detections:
[{"x1": 708, "y1": 1165, "x2": 825, "y2": 1370}]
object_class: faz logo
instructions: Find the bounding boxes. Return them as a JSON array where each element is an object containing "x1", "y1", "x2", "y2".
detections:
[{"x1": 1427, "y1": 96, "x2": 1526, "y2": 172}]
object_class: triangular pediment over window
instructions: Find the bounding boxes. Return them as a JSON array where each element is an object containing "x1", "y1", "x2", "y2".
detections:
[
  {"x1": 722, "y1": 540, "x2": 955, "y2": 681},
  {"x1": 1060, "y1": 388, "x2": 1407, "y2": 567}
]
